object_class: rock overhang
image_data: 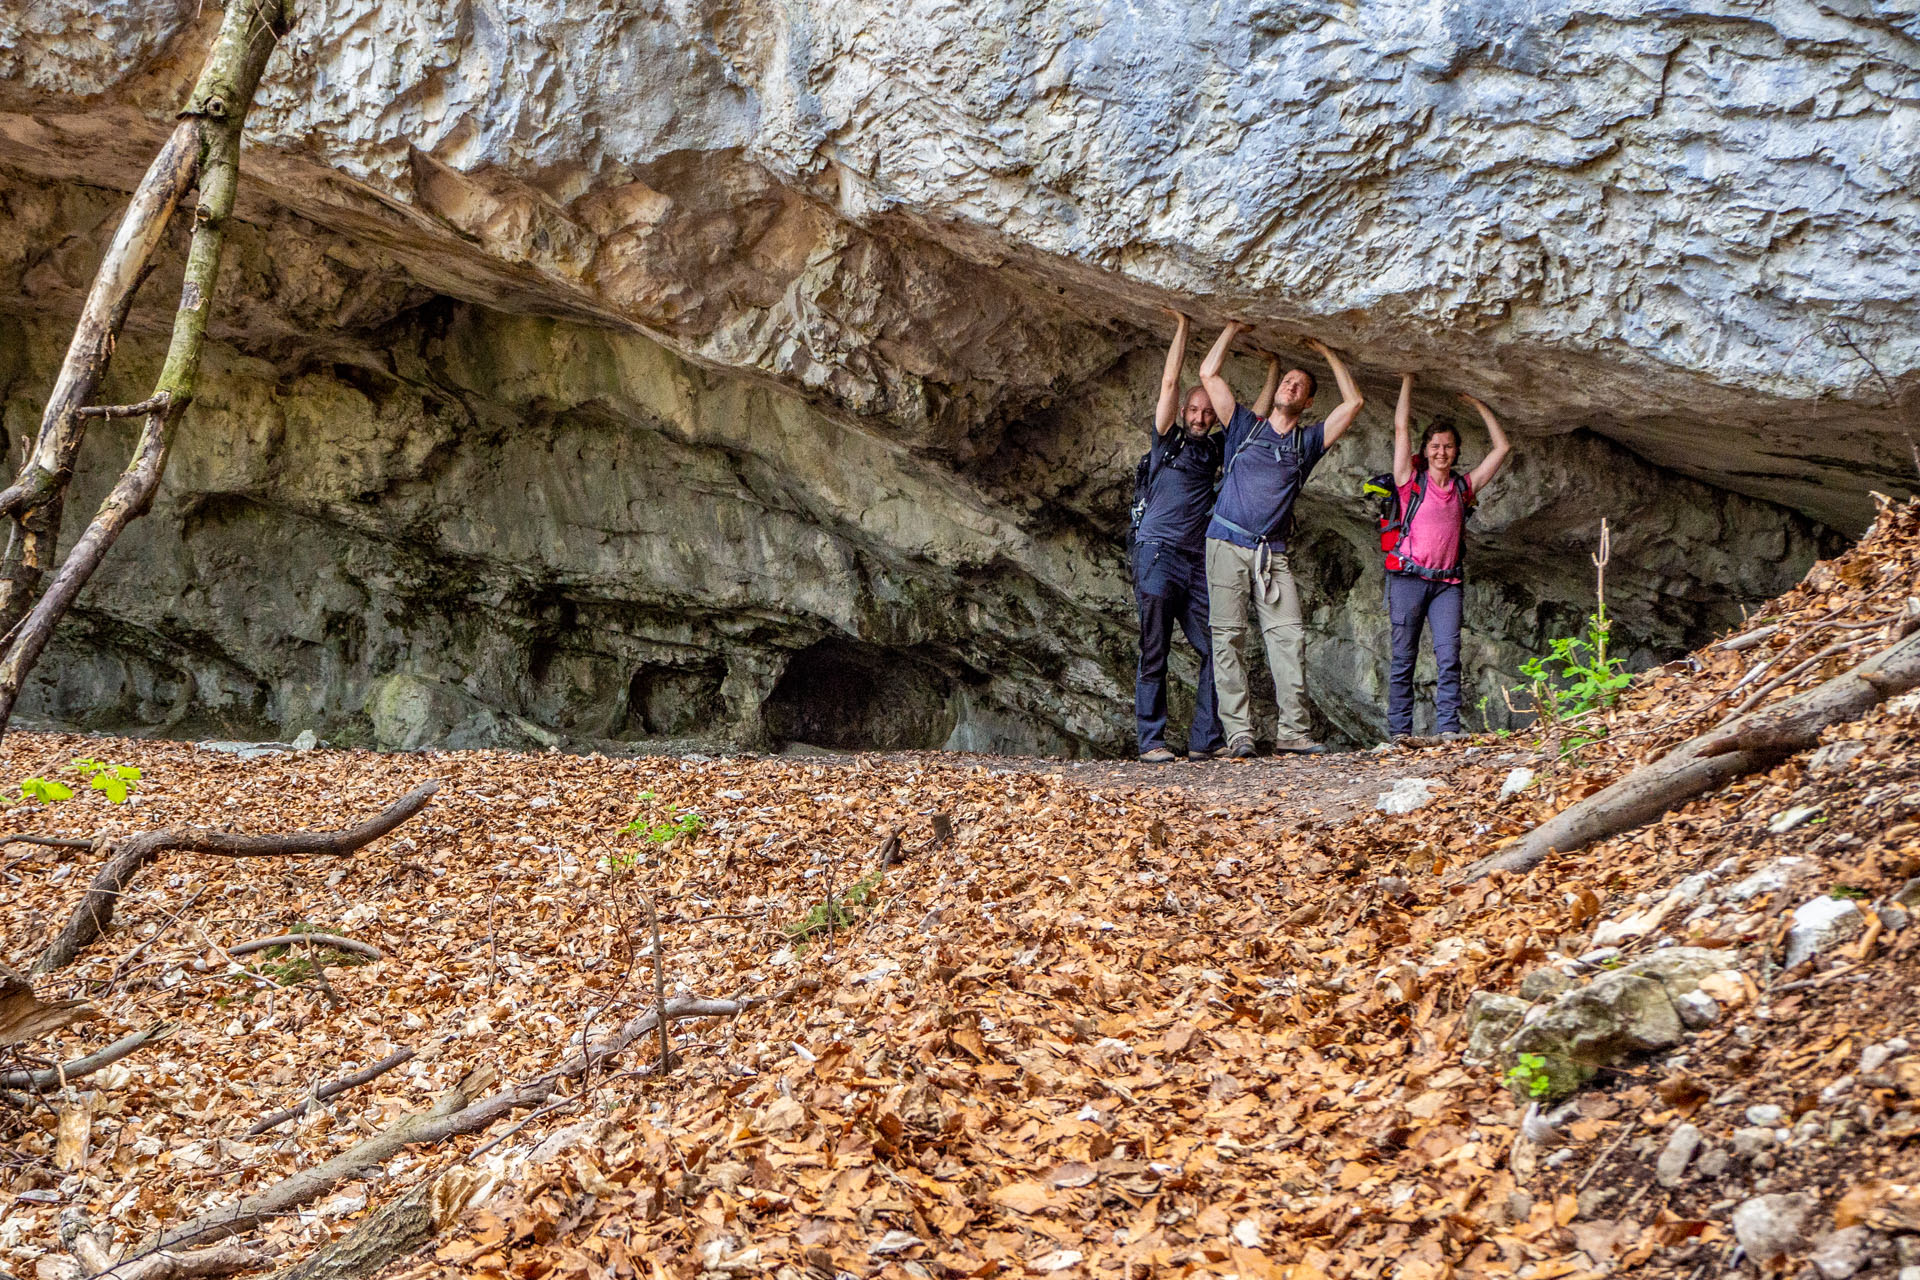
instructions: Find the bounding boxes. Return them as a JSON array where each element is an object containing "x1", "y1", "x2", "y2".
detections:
[{"x1": 0, "y1": 0, "x2": 1905, "y2": 751}]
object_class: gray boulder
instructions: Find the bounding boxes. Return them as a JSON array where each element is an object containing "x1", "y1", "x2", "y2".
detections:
[
  {"x1": 1785, "y1": 896, "x2": 1865, "y2": 969},
  {"x1": 1462, "y1": 992, "x2": 1531, "y2": 1066},
  {"x1": 1731, "y1": 1192, "x2": 1816, "y2": 1264},
  {"x1": 366, "y1": 673, "x2": 564, "y2": 752},
  {"x1": 1493, "y1": 949, "x2": 1741, "y2": 1101},
  {"x1": 1808, "y1": 1226, "x2": 1875, "y2": 1280}
]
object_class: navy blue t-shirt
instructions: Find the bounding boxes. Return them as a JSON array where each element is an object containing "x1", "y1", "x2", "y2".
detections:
[
  {"x1": 1133, "y1": 425, "x2": 1224, "y2": 554},
  {"x1": 1206, "y1": 405, "x2": 1327, "y2": 550}
]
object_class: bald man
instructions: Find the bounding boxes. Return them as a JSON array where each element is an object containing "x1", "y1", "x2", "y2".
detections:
[{"x1": 1130, "y1": 309, "x2": 1279, "y2": 763}]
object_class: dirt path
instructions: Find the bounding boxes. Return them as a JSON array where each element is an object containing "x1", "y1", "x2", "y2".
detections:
[{"x1": 854, "y1": 738, "x2": 1527, "y2": 829}]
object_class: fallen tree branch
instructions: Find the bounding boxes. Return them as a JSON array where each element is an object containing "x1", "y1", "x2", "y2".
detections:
[
  {"x1": 245, "y1": 1048, "x2": 416, "y2": 1137},
  {"x1": 1716, "y1": 635, "x2": 1874, "y2": 724},
  {"x1": 0, "y1": 1023, "x2": 174, "y2": 1093},
  {"x1": 144, "y1": 980, "x2": 817, "y2": 1256},
  {"x1": 2, "y1": 834, "x2": 98, "y2": 850},
  {"x1": 75, "y1": 1235, "x2": 261, "y2": 1280},
  {"x1": 1716, "y1": 623, "x2": 1780, "y2": 652},
  {"x1": 230, "y1": 933, "x2": 383, "y2": 963},
  {"x1": 1460, "y1": 627, "x2": 1920, "y2": 881},
  {"x1": 35, "y1": 781, "x2": 440, "y2": 974}
]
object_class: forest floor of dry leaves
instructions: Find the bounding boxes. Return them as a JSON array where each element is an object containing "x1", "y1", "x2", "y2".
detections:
[{"x1": 7, "y1": 506, "x2": 1920, "y2": 1280}]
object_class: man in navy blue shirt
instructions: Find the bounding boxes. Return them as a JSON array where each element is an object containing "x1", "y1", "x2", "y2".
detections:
[
  {"x1": 1131, "y1": 310, "x2": 1279, "y2": 763},
  {"x1": 1198, "y1": 321, "x2": 1366, "y2": 757}
]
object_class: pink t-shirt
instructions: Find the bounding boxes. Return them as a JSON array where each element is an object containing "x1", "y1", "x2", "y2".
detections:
[{"x1": 1397, "y1": 472, "x2": 1472, "y2": 577}]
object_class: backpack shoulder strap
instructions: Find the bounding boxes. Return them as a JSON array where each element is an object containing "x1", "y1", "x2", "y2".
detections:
[{"x1": 1223, "y1": 421, "x2": 1263, "y2": 478}]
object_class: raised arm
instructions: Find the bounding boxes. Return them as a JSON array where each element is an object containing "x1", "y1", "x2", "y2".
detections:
[
  {"x1": 1154, "y1": 308, "x2": 1191, "y2": 437},
  {"x1": 1393, "y1": 373, "x2": 1416, "y2": 487},
  {"x1": 1461, "y1": 393, "x2": 1511, "y2": 494},
  {"x1": 1198, "y1": 321, "x2": 1246, "y2": 427},
  {"x1": 1251, "y1": 349, "x2": 1282, "y2": 419},
  {"x1": 1306, "y1": 339, "x2": 1366, "y2": 446}
]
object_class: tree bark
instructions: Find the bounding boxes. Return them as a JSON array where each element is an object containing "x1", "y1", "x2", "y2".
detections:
[
  {"x1": 0, "y1": 1023, "x2": 175, "y2": 1093},
  {"x1": 1461, "y1": 626, "x2": 1920, "y2": 881},
  {"x1": 34, "y1": 781, "x2": 439, "y2": 974},
  {"x1": 245, "y1": 1048, "x2": 416, "y2": 1137},
  {"x1": 0, "y1": 0, "x2": 293, "y2": 738}
]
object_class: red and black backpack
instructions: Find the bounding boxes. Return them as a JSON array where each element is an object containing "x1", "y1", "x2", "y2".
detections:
[{"x1": 1364, "y1": 469, "x2": 1474, "y2": 579}]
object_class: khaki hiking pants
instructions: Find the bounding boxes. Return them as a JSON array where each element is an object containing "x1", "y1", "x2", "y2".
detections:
[{"x1": 1205, "y1": 538, "x2": 1310, "y2": 743}]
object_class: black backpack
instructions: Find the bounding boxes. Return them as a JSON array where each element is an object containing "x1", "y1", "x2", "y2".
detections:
[{"x1": 1129, "y1": 430, "x2": 1189, "y2": 536}]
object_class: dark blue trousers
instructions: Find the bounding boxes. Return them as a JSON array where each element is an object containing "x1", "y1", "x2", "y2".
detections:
[
  {"x1": 1388, "y1": 573, "x2": 1465, "y2": 736},
  {"x1": 1134, "y1": 541, "x2": 1224, "y2": 754}
]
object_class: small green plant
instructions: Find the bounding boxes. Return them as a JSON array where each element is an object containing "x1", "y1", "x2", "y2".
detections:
[
  {"x1": 624, "y1": 807, "x2": 706, "y2": 844},
  {"x1": 1517, "y1": 615, "x2": 1634, "y2": 724},
  {"x1": 1516, "y1": 520, "x2": 1633, "y2": 726},
  {"x1": 785, "y1": 869, "x2": 885, "y2": 944},
  {"x1": 70, "y1": 757, "x2": 141, "y2": 804},
  {"x1": 216, "y1": 929, "x2": 368, "y2": 1006},
  {"x1": 1828, "y1": 884, "x2": 1871, "y2": 900},
  {"x1": 1503, "y1": 1052, "x2": 1555, "y2": 1099},
  {"x1": 14, "y1": 777, "x2": 74, "y2": 804}
]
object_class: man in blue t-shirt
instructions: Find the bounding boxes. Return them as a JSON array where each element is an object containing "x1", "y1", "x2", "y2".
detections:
[
  {"x1": 1198, "y1": 321, "x2": 1367, "y2": 757},
  {"x1": 1131, "y1": 310, "x2": 1280, "y2": 763}
]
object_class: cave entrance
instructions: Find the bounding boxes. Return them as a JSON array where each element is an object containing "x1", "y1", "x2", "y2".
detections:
[
  {"x1": 623, "y1": 662, "x2": 727, "y2": 738},
  {"x1": 762, "y1": 638, "x2": 956, "y2": 751}
]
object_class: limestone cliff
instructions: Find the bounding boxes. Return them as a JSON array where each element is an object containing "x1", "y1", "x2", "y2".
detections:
[{"x1": 0, "y1": 0, "x2": 1890, "y2": 753}]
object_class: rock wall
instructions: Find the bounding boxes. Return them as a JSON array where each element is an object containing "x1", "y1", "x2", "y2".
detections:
[{"x1": 0, "y1": 0, "x2": 1890, "y2": 753}]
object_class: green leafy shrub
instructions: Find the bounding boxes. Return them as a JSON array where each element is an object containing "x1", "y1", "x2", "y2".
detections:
[
  {"x1": 1515, "y1": 520, "x2": 1632, "y2": 731},
  {"x1": 70, "y1": 757, "x2": 142, "y2": 803},
  {"x1": 1516, "y1": 614, "x2": 1633, "y2": 724},
  {"x1": 15, "y1": 777, "x2": 74, "y2": 804},
  {"x1": 785, "y1": 869, "x2": 885, "y2": 944},
  {"x1": 1503, "y1": 1051, "x2": 1555, "y2": 1100}
]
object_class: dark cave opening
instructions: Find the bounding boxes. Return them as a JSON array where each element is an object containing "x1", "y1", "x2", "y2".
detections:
[{"x1": 762, "y1": 637, "x2": 957, "y2": 751}]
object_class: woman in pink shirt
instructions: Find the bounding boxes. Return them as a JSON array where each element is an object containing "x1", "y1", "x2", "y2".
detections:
[{"x1": 1387, "y1": 374, "x2": 1511, "y2": 739}]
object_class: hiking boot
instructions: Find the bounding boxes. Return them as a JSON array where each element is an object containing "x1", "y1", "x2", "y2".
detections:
[
  {"x1": 1438, "y1": 730, "x2": 1467, "y2": 742},
  {"x1": 1188, "y1": 745, "x2": 1229, "y2": 762},
  {"x1": 1138, "y1": 747, "x2": 1177, "y2": 764},
  {"x1": 1272, "y1": 737, "x2": 1327, "y2": 755},
  {"x1": 1227, "y1": 736, "x2": 1258, "y2": 760}
]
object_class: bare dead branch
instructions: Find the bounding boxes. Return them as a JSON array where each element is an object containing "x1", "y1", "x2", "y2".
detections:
[
  {"x1": 2, "y1": 835, "x2": 98, "y2": 850},
  {"x1": 245, "y1": 1048, "x2": 416, "y2": 1136},
  {"x1": 35, "y1": 781, "x2": 440, "y2": 974},
  {"x1": 229, "y1": 933, "x2": 383, "y2": 963},
  {"x1": 650, "y1": 897, "x2": 670, "y2": 1073},
  {"x1": 145, "y1": 981, "x2": 817, "y2": 1256},
  {"x1": 73, "y1": 395, "x2": 173, "y2": 420},
  {"x1": 0, "y1": 1023, "x2": 174, "y2": 1093}
]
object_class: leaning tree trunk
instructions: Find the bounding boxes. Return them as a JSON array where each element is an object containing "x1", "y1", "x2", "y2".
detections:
[
  {"x1": 1460, "y1": 622, "x2": 1920, "y2": 882},
  {"x1": 0, "y1": 0, "x2": 292, "y2": 736}
]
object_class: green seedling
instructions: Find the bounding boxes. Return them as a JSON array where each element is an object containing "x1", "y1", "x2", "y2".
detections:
[
  {"x1": 15, "y1": 777, "x2": 74, "y2": 804},
  {"x1": 1516, "y1": 613, "x2": 1633, "y2": 725},
  {"x1": 785, "y1": 869, "x2": 885, "y2": 945},
  {"x1": 1503, "y1": 1052, "x2": 1555, "y2": 1100},
  {"x1": 624, "y1": 808, "x2": 706, "y2": 844},
  {"x1": 70, "y1": 757, "x2": 142, "y2": 804}
]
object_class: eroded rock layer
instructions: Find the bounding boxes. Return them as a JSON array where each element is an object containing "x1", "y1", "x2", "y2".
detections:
[{"x1": 0, "y1": 0, "x2": 1891, "y2": 752}]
